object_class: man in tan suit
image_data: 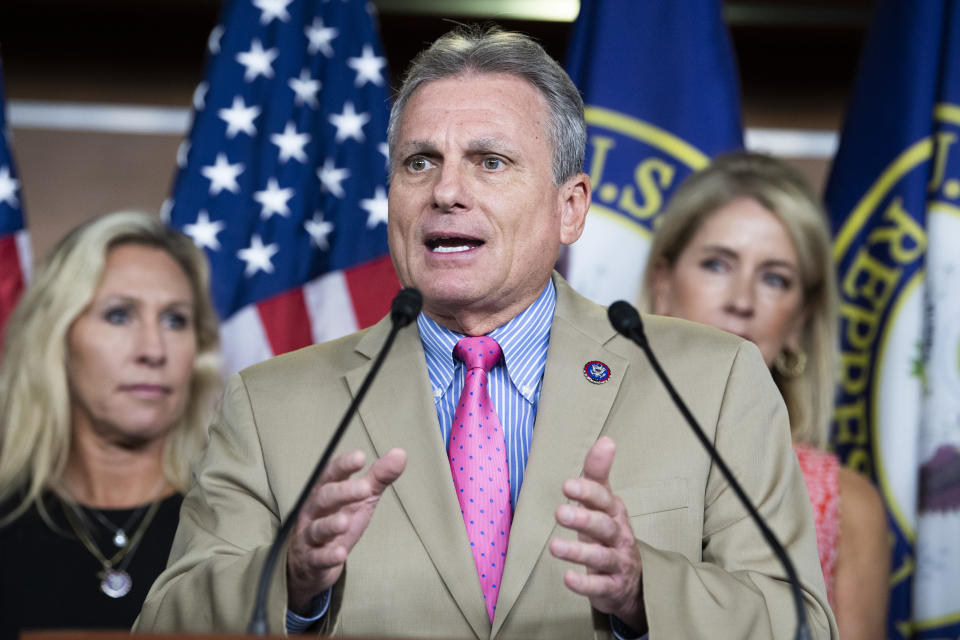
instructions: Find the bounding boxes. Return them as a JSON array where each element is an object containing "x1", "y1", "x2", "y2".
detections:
[{"x1": 136, "y1": 26, "x2": 837, "y2": 638}]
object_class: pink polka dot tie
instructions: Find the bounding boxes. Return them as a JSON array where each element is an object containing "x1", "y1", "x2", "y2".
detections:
[{"x1": 449, "y1": 336, "x2": 512, "y2": 622}]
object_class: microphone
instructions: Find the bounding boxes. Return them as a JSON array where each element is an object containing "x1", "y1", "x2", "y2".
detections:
[
  {"x1": 391, "y1": 287, "x2": 423, "y2": 326},
  {"x1": 248, "y1": 287, "x2": 422, "y2": 634},
  {"x1": 607, "y1": 301, "x2": 810, "y2": 640}
]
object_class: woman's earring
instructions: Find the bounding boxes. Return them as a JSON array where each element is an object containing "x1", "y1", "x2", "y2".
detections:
[{"x1": 774, "y1": 348, "x2": 807, "y2": 378}]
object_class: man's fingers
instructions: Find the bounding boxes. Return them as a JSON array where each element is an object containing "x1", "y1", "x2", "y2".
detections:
[
  {"x1": 550, "y1": 537, "x2": 620, "y2": 574},
  {"x1": 302, "y1": 475, "x2": 372, "y2": 519},
  {"x1": 366, "y1": 448, "x2": 407, "y2": 496},
  {"x1": 304, "y1": 512, "x2": 350, "y2": 545},
  {"x1": 556, "y1": 503, "x2": 619, "y2": 545},
  {"x1": 321, "y1": 449, "x2": 367, "y2": 484},
  {"x1": 582, "y1": 437, "x2": 616, "y2": 486},
  {"x1": 561, "y1": 568, "x2": 619, "y2": 598},
  {"x1": 302, "y1": 543, "x2": 348, "y2": 570},
  {"x1": 562, "y1": 477, "x2": 616, "y2": 514},
  {"x1": 302, "y1": 448, "x2": 407, "y2": 519}
]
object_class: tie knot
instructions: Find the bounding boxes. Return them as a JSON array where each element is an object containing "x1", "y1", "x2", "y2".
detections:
[{"x1": 454, "y1": 336, "x2": 502, "y2": 372}]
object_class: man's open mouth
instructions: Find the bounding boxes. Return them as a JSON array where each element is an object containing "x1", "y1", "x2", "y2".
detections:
[{"x1": 426, "y1": 236, "x2": 484, "y2": 253}]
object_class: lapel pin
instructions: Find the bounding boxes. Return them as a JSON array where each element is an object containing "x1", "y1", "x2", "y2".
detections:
[{"x1": 583, "y1": 360, "x2": 611, "y2": 384}]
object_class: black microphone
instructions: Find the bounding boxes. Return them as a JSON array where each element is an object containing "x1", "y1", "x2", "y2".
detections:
[
  {"x1": 607, "y1": 300, "x2": 811, "y2": 640},
  {"x1": 248, "y1": 287, "x2": 422, "y2": 634},
  {"x1": 391, "y1": 287, "x2": 423, "y2": 326}
]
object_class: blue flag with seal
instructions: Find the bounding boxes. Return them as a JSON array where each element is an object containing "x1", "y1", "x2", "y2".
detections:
[
  {"x1": 166, "y1": 0, "x2": 398, "y2": 375},
  {"x1": 563, "y1": 0, "x2": 743, "y2": 305},
  {"x1": 825, "y1": 1, "x2": 960, "y2": 637}
]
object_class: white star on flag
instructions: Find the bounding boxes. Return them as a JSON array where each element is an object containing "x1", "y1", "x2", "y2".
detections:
[
  {"x1": 317, "y1": 158, "x2": 350, "y2": 198},
  {"x1": 347, "y1": 44, "x2": 386, "y2": 87},
  {"x1": 193, "y1": 82, "x2": 209, "y2": 110},
  {"x1": 304, "y1": 212, "x2": 335, "y2": 250},
  {"x1": 0, "y1": 165, "x2": 21, "y2": 208},
  {"x1": 164, "y1": 0, "x2": 397, "y2": 377},
  {"x1": 329, "y1": 101, "x2": 370, "y2": 143},
  {"x1": 236, "y1": 38, "x2": 279, "y2": 82},
  {"x1": 378, "y1": 142, "x2": 389, "y2": 168},
  {"x1": 176, "y1": 140, "x2": 191, "y2": 168},
  {"x1": 184, "y1": 210, "x2": 226, "y2": 250},
  {"x1": 305, "y1": 18, "x2": 338, "y2": 57},
  {"x1": 271, "y1": 121, "x2": 311, "y2": 163},
  {"x1": 237, "y1": 234, "x2": 279, "y2": 277},
  {"x1": 289, "y1": 69, "x2": 321, "y2": 108},
  {"x1": 360, "y1": 185, "x2": 388, "y2": 228},
  {"x1": 160, "y1": 198, "x2": 173, "y2": 223},
  {"x1": 218, "y1": 95, "x2": 261, "y2": 138},
  {"x1": 253, "y1": 0, "x2": 292, "y2": 24},
  {"x1": 208, "y1": 25, "x2": 224, "y2": 54},
  {"x1": 253, "y1": 177, "x2": 294, "y2": 219},
  {"x1": 201, "y1": 153, "x2": 245, "y2": 195}
]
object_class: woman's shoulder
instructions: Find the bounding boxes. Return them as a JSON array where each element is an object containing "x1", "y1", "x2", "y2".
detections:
[{"x1": 837, "y1": 465, "x2": 887, "y2": 524}]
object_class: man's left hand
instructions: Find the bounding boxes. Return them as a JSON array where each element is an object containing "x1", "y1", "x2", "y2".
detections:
[{"x1": 549, "y1": 437, "x2": 647, "y2": 634}]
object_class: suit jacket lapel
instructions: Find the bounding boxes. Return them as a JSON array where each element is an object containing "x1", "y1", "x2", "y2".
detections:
[
  {"x1": 493, "y1": 277, "x2": 628, "y2": 636},
  {"x1": 346, "y1": 318, "x2": 490, "y2": 638}
]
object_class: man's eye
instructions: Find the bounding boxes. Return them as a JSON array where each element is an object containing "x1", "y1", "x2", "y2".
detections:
[
  {"x1": 482, "y1": 157, "x2": 503, "y2": 170},
  {"x1": 408, "y1": 157, "x2": 431, "y2": 172}
]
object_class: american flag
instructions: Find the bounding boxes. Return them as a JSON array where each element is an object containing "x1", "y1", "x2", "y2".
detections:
[
  {"x1": 0, "y1": 57, "x2": 31, "y2": 356},
  {"x1": 167, "y1": 0, "x2": 399, "y2": 374}
]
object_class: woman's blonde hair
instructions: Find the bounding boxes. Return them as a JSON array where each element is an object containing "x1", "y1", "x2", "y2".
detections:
[
  {"x1": 0, "y1": 211, "x2": 221, "y2": 523},
  {"x1": 641, "y1": 152, "x2": 838, "y2": 447}
]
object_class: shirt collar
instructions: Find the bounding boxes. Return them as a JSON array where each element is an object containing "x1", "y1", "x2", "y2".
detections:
[{"x1": 417, "y1": 280, "x2": 557, "y2": 402}]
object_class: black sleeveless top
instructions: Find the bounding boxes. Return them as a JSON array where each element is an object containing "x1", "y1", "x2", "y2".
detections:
[{"x1": 0, "y1": 492, "x2": 183, "y2": 640}]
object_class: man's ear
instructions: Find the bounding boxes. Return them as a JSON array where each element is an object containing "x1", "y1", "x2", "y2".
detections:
[
  {"x1": 559, "y1": 172, "x2": 591, "y2": 246},
  {"x1": 649, "y1": 258, "x2": 674, "y2": 315}
]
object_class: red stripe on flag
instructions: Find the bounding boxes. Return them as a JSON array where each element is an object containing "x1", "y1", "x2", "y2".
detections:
[
  {"x1": 0, "y1": 235, "x2": 25, "y2": 353},
  {"x1": 344, "y1": 255, "x2": 401, "y2": 329},
  {"x1": 256, "y1": 286, "x2": 314, "y2": 356}
]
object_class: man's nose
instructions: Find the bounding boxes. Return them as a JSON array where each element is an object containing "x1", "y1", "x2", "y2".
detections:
[{"x1": 432, "y1": 162, "x2": 470, "y2": 212}]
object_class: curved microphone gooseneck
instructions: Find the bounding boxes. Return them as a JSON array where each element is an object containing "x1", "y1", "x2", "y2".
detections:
[
  {"x1": 248, "y1": 288, "x2": 423, "y2": 634},
  {"x1": 607, "y1": 300, "x2": 810, "y2": 640}
]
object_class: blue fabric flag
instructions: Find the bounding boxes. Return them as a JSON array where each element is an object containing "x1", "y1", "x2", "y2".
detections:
[
  {"x1": 825, "y1": 1, "x2": 960, "y2": 637},
  {"x1": 0, "y1": 58, "x2": 30, "y2": 352},
  {"x1": 167, "y1": 0, "x2": 398, "y2": 374},
  {"x1": 563, "y1": 0, "x2": 743, "y2": 305}
]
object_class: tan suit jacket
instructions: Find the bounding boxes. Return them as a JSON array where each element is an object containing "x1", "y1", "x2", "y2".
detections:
[{"x1": 136, "y1": 275, "x2": 837, "y2": 638}]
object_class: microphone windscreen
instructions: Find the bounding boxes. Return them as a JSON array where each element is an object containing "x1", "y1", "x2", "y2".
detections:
[
  {"x1": 391, "y1": 288, "x2": 423, "y2": 327},
  {"x1": 608, "y1": 300, "x2": 641, "y2": 336}
]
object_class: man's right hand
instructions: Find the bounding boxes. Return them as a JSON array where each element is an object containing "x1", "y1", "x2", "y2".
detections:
[{"x1": 286, "y1": 448, "x2": 407, "y2": 615}]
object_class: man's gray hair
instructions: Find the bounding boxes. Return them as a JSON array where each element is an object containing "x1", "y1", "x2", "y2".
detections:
[{"x1": 387, "y1": 25, "x2": 586, "y2": 186}]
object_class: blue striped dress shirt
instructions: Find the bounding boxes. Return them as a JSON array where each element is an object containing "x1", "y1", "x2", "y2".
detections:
[{"x1": 416, "y1": 280, "x2": 556, "y2": 509}]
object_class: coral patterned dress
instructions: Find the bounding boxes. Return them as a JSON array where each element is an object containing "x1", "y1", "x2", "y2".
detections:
[{"x1": 794, "y1": 443, "x2": 840, "y2": 610}]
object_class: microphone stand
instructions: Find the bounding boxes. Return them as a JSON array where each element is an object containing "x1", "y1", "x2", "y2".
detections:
[
  {"x1": 607, "y1": 301, "x2": 810, "y2": 640},
  {"x1": 248, "y1": 288, "x2": 422, "y2": 634}
]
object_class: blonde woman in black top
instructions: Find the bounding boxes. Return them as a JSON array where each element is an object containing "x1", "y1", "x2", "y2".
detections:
[{"x1": 0, "y1": 211, "x2": 220, "y2": 637}]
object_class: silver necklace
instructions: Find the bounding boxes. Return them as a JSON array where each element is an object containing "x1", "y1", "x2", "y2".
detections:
[
  {"x1": 61, "y1": 498, "x2": 162, "y2": 598},
  {"x1": 85, "y1": 504, "x2": 149, "y2": 547}
]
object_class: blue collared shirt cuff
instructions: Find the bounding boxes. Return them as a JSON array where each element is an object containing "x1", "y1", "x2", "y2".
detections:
[
  {"x1": 611, "y1": 614, "x2": 648, "y2": 640},
  {"x1": 285, "y1": 589, "x2": 332, "y2": 633}
]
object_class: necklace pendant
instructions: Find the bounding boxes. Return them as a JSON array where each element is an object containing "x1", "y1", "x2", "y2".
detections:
[
  {"x1": 113, "y1": 530, "x2": 128, "y2": 547},
  {"x1": 99, "y1": 568, "x2": 132, "y2": 598}
]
